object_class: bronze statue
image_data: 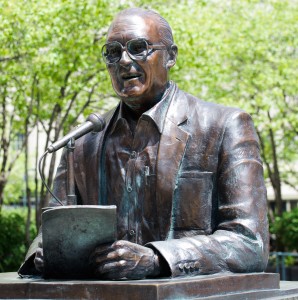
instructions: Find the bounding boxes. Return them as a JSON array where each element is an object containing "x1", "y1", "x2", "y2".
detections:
[{"x1": 19, "y1": 7, "x2": 269, "y2": 280}]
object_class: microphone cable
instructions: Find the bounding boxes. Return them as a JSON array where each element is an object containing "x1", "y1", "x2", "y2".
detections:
[{"x1": 38, "y1": 150, "x2": 64, "y2": 206}]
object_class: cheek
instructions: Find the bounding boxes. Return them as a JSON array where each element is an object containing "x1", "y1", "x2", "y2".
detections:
[
  {"x1": 153, "y1": 53, "x2": 167, "y2": 71},
  {"x1": 147, "y1": 59, "x2": 168, "y2": 83},
  {"x1": 108, "y1": 68, "x2": 121, "y2": 87},
  {"x1": 108, "y1": 67, "x2": 116, "y2": 80},
  {"x1": 142, "y1": 61, "x2": 160, "y2": 84}
]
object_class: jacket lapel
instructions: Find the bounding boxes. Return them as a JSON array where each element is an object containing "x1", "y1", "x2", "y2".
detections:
[
  {"x1": 77, "y1": 106, "x2": 119, "y2": 205},
  {"x1": 156, "y1": 87, "x2": 190, "y2": 240}
]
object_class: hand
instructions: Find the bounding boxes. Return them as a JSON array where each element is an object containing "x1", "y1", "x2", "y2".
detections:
[
  {"x1": 34, "y1": 240, "x2": 44, "y2": 273},
  {"x1": 90, "y1": 240, "x2": 160, "y2": 280}
]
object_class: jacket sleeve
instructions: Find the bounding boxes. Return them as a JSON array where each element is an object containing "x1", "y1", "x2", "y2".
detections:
[
  {"x1": 18, "y1": 151, "x2": 70, "y2": 276},
  {"x1": 148, "y1": 111, "x2": 269, "y2": 277},
  {"x1": 18, "y1": 232, "x2": 42, "y2": 277}
]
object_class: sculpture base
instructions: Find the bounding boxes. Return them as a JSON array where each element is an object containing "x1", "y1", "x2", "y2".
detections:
[{"x1": 1, "y1": 272, "x2": 297, "y2": 299}]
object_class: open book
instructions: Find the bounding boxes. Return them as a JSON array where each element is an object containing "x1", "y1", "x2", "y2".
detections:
[{"x1": 42, "y1": 205, "x2": 117, "y2": 279}]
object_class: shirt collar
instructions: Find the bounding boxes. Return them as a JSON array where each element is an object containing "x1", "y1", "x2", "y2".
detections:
[
  {"x1": 111, "y1": 81, "x2": 176, "y2": 135},
  {"x1": 143, "y1": 81, "x2": 175, "y2": 133}
]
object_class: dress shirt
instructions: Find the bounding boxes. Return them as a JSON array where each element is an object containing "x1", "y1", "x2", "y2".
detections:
[{"x1": 103, "y1": 82, "x2": 174, "y2": 245}]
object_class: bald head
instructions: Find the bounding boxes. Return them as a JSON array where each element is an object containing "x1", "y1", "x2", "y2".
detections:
[{"x1": 108, "y1": 8, "x2": 174, "y2": 48}]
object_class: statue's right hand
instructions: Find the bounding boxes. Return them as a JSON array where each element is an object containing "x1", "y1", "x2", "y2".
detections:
[{"x1": 34, "y1": 240, "x2": 44, "y2": 273}]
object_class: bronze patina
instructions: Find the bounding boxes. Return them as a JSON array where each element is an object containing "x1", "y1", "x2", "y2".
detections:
[{"x1": 19, "y1": 7, "x2": 269, "y2": 280}]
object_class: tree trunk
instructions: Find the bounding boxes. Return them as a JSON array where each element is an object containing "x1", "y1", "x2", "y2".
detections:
[
  {"x1": 34, "y1": 95, "x2": 41, "y2": 229},
  {"x1": 267, "y1": 111, "x2": 283, "y2": 217},
  {"x1": 25, "y1": 187, "x2": 32, "y2": 247},
  {"x1": 35, "y1": 124, "x2": 41, "y2": 230},
  {"x1": 0, "y1": 178, "x2": 6, "y2": 210},
  {"x1": 25, "y1": 117, "x2": 32, "y2": 247},
  {"x1": 257, "y1": 121, "x2": 284, "y2": 251}
]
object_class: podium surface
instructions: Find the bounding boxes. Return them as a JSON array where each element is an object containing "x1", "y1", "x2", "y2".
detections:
[{"x1": 1, "y1": 272, "x2": 298, "y2": 299}]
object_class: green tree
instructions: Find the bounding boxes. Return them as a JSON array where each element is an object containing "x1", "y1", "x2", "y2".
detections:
[
  {"x1": 270, "y1": 208, "x2": 298, "y2": 252},
  {"x1": 1, "y1": 0, "x2": 297, "y2": 248},
  {"x1": 0, "y1": 0, "x2": 123, "y2": 228},
  {"x1": 0, "y1": 209, "x2": 37, "y2": 272}
]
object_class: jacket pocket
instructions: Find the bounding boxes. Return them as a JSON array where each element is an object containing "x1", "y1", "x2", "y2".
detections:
[{"x1": 173, "y1": 171, "x2": 214, "y2": 234}]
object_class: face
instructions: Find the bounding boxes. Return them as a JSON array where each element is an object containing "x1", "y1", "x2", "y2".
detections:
[{"x1": 105, "y1": 14, "x2": 173, "y2": 112}]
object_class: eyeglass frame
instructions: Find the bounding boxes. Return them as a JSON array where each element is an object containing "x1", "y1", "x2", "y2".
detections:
[{"x1": 101, "y1": 38, "x2": 168, "y2": 65}]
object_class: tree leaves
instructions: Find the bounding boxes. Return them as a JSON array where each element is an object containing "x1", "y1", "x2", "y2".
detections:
[{"x1": 1, "y1": 0, "x2": 297, "y2": 216}]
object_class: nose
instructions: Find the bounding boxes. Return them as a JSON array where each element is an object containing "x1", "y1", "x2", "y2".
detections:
[{"x1": 119, "y1": 49, "x2": 133, "y2": 66}]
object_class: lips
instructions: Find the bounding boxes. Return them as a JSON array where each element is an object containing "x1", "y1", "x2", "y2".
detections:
[{"x1": 121, "y1": 73, "x2": 142, "y2": 80}]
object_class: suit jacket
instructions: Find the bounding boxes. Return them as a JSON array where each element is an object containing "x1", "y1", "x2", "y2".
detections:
[{"x1": 19, "y1": 83, "x2": 269, "y2": 277}]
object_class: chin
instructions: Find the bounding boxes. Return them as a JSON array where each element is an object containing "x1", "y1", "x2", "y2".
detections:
[{"x1": 119, "y1": 85, "x2": 145, "y2": 99}]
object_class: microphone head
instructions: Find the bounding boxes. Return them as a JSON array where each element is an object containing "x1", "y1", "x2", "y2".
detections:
[{"x1": 86, "y1": 113, "x2": 105, "y2": 132}]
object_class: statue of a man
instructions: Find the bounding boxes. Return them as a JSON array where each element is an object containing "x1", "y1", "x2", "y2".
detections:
[{"x1": 19, "y1": 7, "x2": 269, "y2": 279}]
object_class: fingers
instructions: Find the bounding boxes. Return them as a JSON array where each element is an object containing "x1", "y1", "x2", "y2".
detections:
[
  {"x1": 89, "y1": 243, "x2": 113, "y2": 267},
  {"x1": 95, "y1": 260, "x2": 145, "y2": 280},
  {"x1": 92, "y1": 246, "x2": 128, "y2": 267},
  {"x1": 91, "y1": 241, "x2": 130, "y2": 262},
  {"x1": 99, "y1": 242, "x2": 142, "y2": 263},
  {"x1": 34, "y1": 247, "x2": 44, "y2": 273},
  {"x1": 111, "y1": 240, "x2": 141, "y2": 252},
  {"x1": 93, "y1": 242, "x2": 113, "y2": 255},
  {"x1": 90, "y1": 241, "x2": 156, "y2": 279},
  {"x1": 90, "y1": 241, "x2": 134, "y2": 279},
  {"x1": 95, "y1": 260, "x2": 128, "y2": 279}
]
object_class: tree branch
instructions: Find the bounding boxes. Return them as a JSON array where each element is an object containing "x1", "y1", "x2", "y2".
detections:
[{"x1": 0, "y1": 53, "x2": 27, "y2": 63}]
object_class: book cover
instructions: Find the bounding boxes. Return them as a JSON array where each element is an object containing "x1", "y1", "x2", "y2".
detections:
[{"x1": 42, "y1": 205, "x2": 117, "y2": 279}]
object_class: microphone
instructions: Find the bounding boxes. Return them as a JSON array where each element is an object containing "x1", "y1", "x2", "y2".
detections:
[{"x1": 47, "y1": 113, "x2": 105, "y2": 153}]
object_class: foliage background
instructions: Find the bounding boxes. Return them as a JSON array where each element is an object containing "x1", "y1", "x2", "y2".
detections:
[
  {"x1": 0, "y1": 0, "x2": 297, "y2": 271},
  {"x1": 0, "y1": 209, "x2": 36, "y2": 272}
]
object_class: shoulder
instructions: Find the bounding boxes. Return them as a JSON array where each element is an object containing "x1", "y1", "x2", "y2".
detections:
[
  {"x1": 183, "y1": 89, "x2": 243, "y2": 116},
  {"x1": 102, "y1": 105, "x2": 119, "y2": 123},
  {"x1": 174, "y1": 87, "x2": 252, "y2": 127}
]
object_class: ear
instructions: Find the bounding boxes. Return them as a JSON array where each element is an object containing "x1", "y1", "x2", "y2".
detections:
[{"x1": 166, "y1": 44, "x2": 178, "y2": 69}]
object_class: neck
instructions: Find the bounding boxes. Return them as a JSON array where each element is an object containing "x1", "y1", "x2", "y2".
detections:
[{"x1": 122, "y1": 82, "x2": 170, "y2": 117}]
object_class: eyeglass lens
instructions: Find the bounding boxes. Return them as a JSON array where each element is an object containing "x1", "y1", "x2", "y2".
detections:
[{"x1": 102, "y1": 39, "x2": 148, "y2": 64}]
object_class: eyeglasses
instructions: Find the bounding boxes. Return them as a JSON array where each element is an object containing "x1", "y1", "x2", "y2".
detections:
[{"x1": 102, "y1": 38, "x2": 167, "y2": 65}]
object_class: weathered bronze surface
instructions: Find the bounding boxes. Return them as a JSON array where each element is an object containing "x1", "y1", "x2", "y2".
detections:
[
  {"x1": 1, "y1": 272, "x2": 290, "y2": 300},
  {"x1": 19, "y1": 7, "x2": 269, "y2": 281}
]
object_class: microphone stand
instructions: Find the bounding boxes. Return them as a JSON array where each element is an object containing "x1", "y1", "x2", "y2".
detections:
[
  {"x1": 66, "y1": 138, "x2": 77, "y2": 205},
  {"x1": 40, "y1": 112, "x2": 105, "y2": 206},
  {"x1": 38, "y1": 138, "x2": 78, "y2": 206}
]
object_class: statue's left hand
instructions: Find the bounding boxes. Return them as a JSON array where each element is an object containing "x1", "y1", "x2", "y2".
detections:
[
  {"x1": 90, "y1": 240, "x2": 160, "y2": 280},
  {"x1": 34, "y1": 240, "x2": 44, "y2": 273}
]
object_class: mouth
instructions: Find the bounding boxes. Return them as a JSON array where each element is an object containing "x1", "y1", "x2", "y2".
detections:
[{"x1": 121, "y1": 73, "x2": 142, "y2": 81}]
